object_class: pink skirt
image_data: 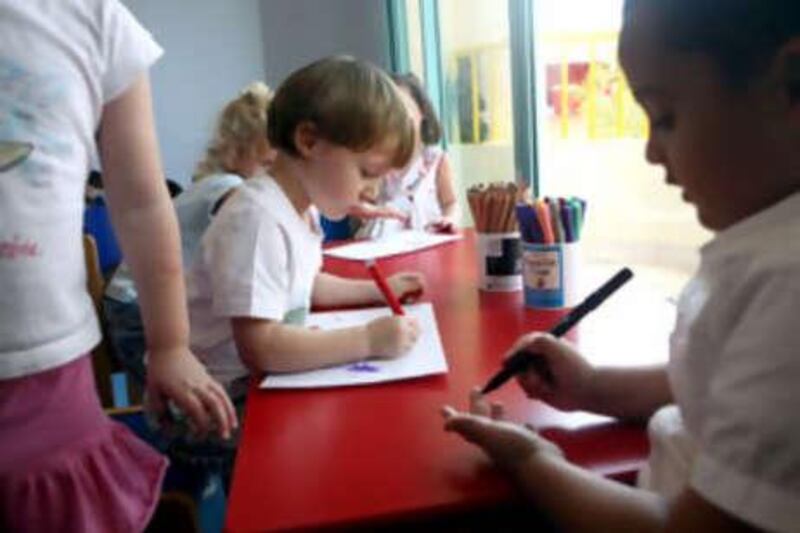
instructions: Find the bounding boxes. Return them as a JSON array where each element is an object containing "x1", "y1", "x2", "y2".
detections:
[{"x1": 0, "y1": 355, "x2": 167, "y2": 533}]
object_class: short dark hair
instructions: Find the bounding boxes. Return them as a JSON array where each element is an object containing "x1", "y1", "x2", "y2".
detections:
[
  {"x1": 624, "y1": 0, "x2": 800, "y2": 88},
  {"x1": 391, "y1": 72, "x2": 442, "y2": 145},
  {"x1": 267, "y1": 56, "x2": 414, "y2": 168}
]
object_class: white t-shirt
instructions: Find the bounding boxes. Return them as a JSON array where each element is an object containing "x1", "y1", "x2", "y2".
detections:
[
  {"x1": 0, "y1": 0, "x2": 162, "y2": 379},
  {"x1": 105, "y1": 172, "x2": 244, "y2": 303},
  {"x1": 639, "y1": 192, "x2": 800, "y2": 532},
  {"x1": 186, "y1": 176, "x2": 323, "y2": 389}
]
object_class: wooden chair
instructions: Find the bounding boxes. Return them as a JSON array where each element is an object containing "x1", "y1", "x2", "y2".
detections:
[{"x1": 83, "y1": 234, "x2": 116, "y2": 408}]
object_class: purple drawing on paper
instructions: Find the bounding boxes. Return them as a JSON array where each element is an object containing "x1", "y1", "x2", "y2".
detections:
[{"x1": 347, "y1": 362, "x2": 380, "y2": 373}]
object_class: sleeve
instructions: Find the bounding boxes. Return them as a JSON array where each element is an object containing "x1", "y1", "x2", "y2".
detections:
[
  {"x1": 99, "y1": 0, "x2": 163, "y2": 102},
  {"x1": 204, "y1": 209, "x2": 291, "y2": 321},
  {"x1": 690, "y1": 273, "x2": 800, "y2": 533}
]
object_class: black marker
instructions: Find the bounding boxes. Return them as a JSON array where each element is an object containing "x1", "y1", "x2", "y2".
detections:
[{"x1": 481, "y1": 267, "x2": 634, "y2": 394}]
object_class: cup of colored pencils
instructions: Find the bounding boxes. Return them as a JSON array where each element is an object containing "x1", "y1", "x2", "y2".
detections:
[
  {"x1": 515, "y1": 196, "x2": 586, "y2": 308},
  {"x1": 467, "y1": 183, "x2": 524, "y2": 292}
]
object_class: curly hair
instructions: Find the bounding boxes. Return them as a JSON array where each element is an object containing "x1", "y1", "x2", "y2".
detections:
[{"x1": 193, "y1": 82, "x2": 273, "y2": 181}]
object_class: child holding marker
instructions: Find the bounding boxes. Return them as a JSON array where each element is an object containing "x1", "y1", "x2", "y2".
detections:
[
  {"x1": 357, "y1": 72, "x2": 459, "y2": 237},
  {"x1": 187, "y1": 56, "x2": 425, "y2": 395},
  {"x1": 444, "y1": 0, "x2": 800, "y2": 531}
]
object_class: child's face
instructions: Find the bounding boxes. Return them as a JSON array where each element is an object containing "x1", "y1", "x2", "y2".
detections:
[
  {"x1": 299, "y1": 136, "x2": 399, "y2": 220},
  {"x1": 620, "y1": 3, "x2": 792, "y2": 230}
]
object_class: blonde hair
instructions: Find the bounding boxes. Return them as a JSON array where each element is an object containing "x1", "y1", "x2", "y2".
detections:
[
  {"x1": 267, "y1": 56, "x2": 414, "y2": 168},
  {"x1": 193, "y1": 82, "x2": 273, "y2": 181}
]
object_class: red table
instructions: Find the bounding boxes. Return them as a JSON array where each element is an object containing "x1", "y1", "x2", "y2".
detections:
[{"x1": 226, "y1": 232, "x2": 670, "y2": 532}]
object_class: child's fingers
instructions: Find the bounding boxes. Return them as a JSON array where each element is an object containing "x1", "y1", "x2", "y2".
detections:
[
  {"x1": 206, "y1": 382, "x2": 238, "y2": 438},
  {"x1": 469, "y1": 387, "x2": 492, "y2": 417},
  {"x1": 490, "y1": 402, "x2": 504, "y2": 421},
  {"x1": 516, "y1": 370, "x2": 553, "y2": 400},
  {"x1": 175, "y1": 392, "x2": 212, "y2": 437},
  {"x1": 197, "y1": 385, "x2": 231, "y2": 439}
]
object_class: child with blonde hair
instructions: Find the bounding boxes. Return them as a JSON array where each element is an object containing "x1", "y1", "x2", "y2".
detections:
[
  {"x1": 443, "y1": 1, "x2": 800, "y2": 531},
  {"x1": 0, "y1": 1, "x2": 235, "y2": 530},
  {"x1": 188, "y1": 56, "x2": 425, "y2": 394},
  {"x1": 104, "y1": 82, "x2": 276, "y2": 386}
]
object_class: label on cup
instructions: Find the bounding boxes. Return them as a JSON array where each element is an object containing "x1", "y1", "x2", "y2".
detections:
[
  {"x1": 522, "y1": 242, "x2": 580, "y2": 308},
  {"x1": 476, "y1": 232, "x2": 522, "y2": 292}
]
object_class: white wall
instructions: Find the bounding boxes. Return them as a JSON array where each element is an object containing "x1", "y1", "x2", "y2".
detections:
[
  {"x1": 259, "y1": 0, "x2": 389, "y2": 86},
  {"x1": 123, "y1": 0, "x2": 266, "y2": 186}
]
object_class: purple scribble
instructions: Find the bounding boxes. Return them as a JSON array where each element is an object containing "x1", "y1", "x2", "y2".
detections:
[{"x1": 347, "y1": 362, "x2": 380, "y2": 373}]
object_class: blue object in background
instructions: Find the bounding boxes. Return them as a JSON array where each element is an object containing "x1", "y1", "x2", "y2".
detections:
[
  {"x1": 84, "y1": 197, "x2": 122, "y2": 275},
  {"x1": 319, "y1": 215, "x2": 352, "y2": 242}
]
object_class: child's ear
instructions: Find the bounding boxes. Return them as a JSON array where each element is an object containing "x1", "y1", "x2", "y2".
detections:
[{"x1": 293, "y1": 122, "x2": 319, "y2": 158}]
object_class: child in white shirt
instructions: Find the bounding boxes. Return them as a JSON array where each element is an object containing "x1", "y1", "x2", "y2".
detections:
[
  {"x1": 0, "y1": 1, "x2": 234, "y2": 530},
  {"x1": 188, "y1": 56, "x2": 425, "y2": 393},
  {"x1": 443, "y1": 1, "x2": 800, "y2": 531},
  {"x1": 104, "y1": 82, "x2": 275, "y2": 384}
]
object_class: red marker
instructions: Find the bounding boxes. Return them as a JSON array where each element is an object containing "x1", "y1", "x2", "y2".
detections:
[{"x1": 366, "y1": 259, "x2": 404, "y2": 315}]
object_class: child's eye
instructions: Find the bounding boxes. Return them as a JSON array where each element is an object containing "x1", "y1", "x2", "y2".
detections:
[
  {"x1": 651, "y1": 113, "x2": 675, "y2": 131},
  {"x1": 360, "y1": 168, "x2": 381, "y2": 179}
]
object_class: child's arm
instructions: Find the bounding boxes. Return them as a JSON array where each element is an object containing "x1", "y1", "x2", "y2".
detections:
[
  {"x1": 508, "y1": 333, "x2": 672, "y2": 421},
  {"x1": 311, "y1": 272, "x2": 424, "y2": 309},
  {"x1": 231, "y1": 314, "x2": 419, "y2": 373},
  {"x1": 442, "y1": 392, "x2": 757, "y2": 532},
  {"x1": 428, "y1": 154, "x2": 459, "y2": 233},
  {"x1": 99, "y1": 73, "x2": 236, "y2": 438}
]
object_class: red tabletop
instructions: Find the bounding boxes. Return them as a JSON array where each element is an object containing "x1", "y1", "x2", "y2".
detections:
[{"x1": 225, "y1": 232, "x2": 671, "y2": 532}]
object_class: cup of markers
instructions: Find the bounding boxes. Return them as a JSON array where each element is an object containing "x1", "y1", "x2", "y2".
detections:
[
  {"x1": 467, "y1": 182, "x2": 523, "y2": 292},
  {"x1": 516, "y1": 197, "x2": 585, "y2": 309}
]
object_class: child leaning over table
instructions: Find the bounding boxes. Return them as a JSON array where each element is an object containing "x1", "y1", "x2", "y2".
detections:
[
  {"x1": 103, "y1": 81, "x2": 276, "y2": 385},
  {"x1": 355, "y1": 72, "x2": 459, "y2": 238},
  {"x1": 187, "y1": 56, "x2": 426, "y2": 401},
  {"x1": 444, "y1": 0, "x2": 800, "y2": 531}
]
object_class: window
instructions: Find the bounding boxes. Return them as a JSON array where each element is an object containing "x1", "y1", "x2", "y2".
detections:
[{"x1": 533, "y1": 0, "x2": 709, "y2": 294}]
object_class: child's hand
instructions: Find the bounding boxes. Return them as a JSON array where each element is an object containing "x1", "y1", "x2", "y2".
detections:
[
  {"x1": 387, "y1": 272, "x2": 426, "y2": 304},
  {"x1": 366, "y1": 315, "x2": 420, "y2": 358},
  {"x1": 507, "y1": 333, "x2": 595, "y2": 412},
  {"x1": 442, "y1": 389, "x2": 563, "y2": 471},
  {"x1": 425, "y1": 217, "x2": 457, "y2": 234},
  {"x1": 145, "y1": 346, "x2": 238, "y2": 440}
]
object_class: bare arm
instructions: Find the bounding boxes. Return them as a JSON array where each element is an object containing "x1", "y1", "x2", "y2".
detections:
[
  {"x1": 312, "y1": 272, "x2": 382, "y2": 308},
  {"x1": 311, "y1": 271, "x2": 425, "y2": 309},
  {"x1": 435, "y1": 154, "x2": 458, "y2": 220},
  {"x1": 232, "y1": 318, "x2": 371, "y2": 373},
  {"x1": 587, "y1": 365, "x2": 673, "y2": 420},
  {"x1": 511, "y1": 334, "x2": 671, "y2": 421},
  {"x1": 512, "y1": 453, "x2": 758, "y2": 532},
  {"x1": 443, "y1": 393, "x2": 761, "y2": 533},
  {"x1": 99, "y1": 73, "x2": 236, "y2": 437}
]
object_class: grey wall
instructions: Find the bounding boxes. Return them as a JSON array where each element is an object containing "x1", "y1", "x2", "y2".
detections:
[
  {"x1": 123, "y1": 0, "x2": 390, "y2": 186},
  {"x1": 124, "y1": 0, "x2": 266, "y2": 186},
  {"x1": 259, "y1": 0, "x2": 389, "y2": 86}
]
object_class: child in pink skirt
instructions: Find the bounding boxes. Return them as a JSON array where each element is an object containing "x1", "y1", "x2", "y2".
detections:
[{"x1": 0, "y1": 1, "x2": 236, "y2": 531}]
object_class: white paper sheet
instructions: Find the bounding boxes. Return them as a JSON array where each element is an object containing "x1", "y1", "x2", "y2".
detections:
[
  {"x1": 259, "y1": 303, "x2": 448, "y2": 389},
  {"x1": 323, "y1": 230, "x2": 461, "y2": 261}
]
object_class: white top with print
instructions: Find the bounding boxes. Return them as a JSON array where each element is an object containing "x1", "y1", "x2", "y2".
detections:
[{"x1": 0, "y1": 0, "x2": 162, "y2": 379}]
